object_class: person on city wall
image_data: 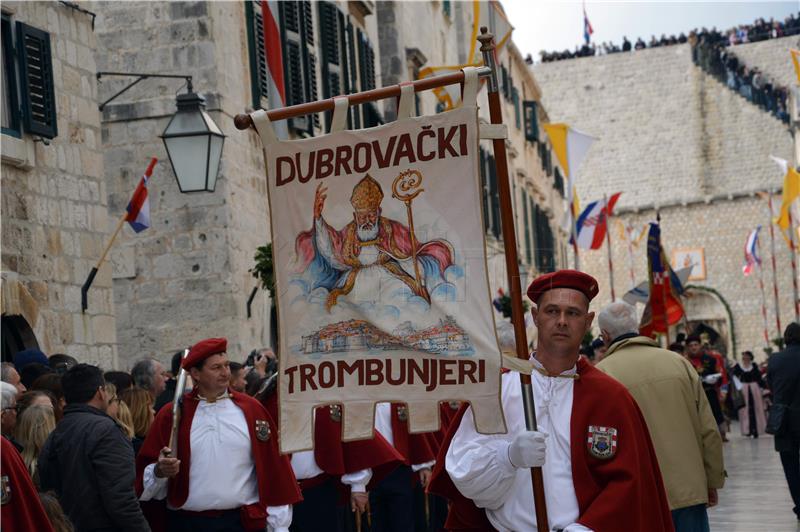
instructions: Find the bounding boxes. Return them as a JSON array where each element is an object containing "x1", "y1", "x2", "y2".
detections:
[
  {"x1": 732, "y1": 350, "x2": 767, "y2": 438},
  {"x1": 595, "y1": 301, "x2": 724, "y2": 532},
  {"x1": 767, "y1": 322, "x2": 800, "y2": 522},
  {"x1": 430, "y1": 270, "x2": 673, "y2": 531},
  {"x1": 136, "y1": 338, "x2": 302, "y2": 532}
]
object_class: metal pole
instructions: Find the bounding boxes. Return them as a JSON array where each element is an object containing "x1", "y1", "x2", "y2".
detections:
[
  {"x1": 756, "y1": 235, "x2": 770, "y2": 347},
  {"x1": 604, "y1": 195, "x2": 615, "y2": 301},
  {"x1": 766, "y1": 191, "x2": 783, "y2": 336},
  {"x1": 477, "y1": 28, "x2": 549, "y2": 532},
  {"x1": 789, "y1": 209, "x2": 800, "y2": 322}
]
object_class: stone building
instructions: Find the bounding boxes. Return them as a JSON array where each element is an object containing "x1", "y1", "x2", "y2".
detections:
[
  {"x1": 534, "y1": 36, "x2": 797, "y2": 358},
  {"x1": 1, "y1": 2, "x2": 118, "y2": 366},
  {"x1": 92, "y1": 0, "x2": 569, "y2": 368}
]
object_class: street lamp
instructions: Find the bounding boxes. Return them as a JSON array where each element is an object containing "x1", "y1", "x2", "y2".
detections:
[
  {"x1": 96, "y1": 72, "x2": 226, "y2": 193},
  {"x1": 161, "y1": 81, "x2": 226, "y2": 193}
]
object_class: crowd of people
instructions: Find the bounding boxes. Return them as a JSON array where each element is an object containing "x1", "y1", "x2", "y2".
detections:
[
  {"x1": 1, "y1": 271, "x2": 799, "y2": 531},
  {"x1": 538, "y1": 12, "x2": 800, "y2": 63},
  {"x1": 693, "y1": 26, "x2": 791, "y2": 123}
]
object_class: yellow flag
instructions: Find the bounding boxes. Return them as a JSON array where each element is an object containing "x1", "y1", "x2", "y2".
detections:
[
  {"x1": 776, "y1": 167, "x2": 800, "y2": 231},
  {"x1": 542, "y1": 123, "x2": 569, "y2": 176},
  {"x1": 791, "y1": 49, "x2": 800, "y2": 84}
]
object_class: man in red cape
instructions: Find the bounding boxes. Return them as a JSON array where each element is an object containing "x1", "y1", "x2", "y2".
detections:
[
  {"x1": 429, "y1": 270, "x2": 674, "y2": 531},
  {"x1": 1, "y1": 437, "x2": 55, "y2": 532},
  {"x1": 137, "y1": 338, "x2": 301, "y2": 532},
  {"x1": 260, "y1": 386, "x2": 404, "y2": 530},
  {"x1": 295, "y1": 175, "x2": 454, "y2": 310}
]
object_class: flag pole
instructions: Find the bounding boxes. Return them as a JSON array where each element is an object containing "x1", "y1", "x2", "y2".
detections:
[
  {"x1": 756, "y1": 236, "x2": 770, "y2": 347},
  {"x1": 789, "y1": 208, "x2": 800, "y2": 322},
  {"x1": 657, "y1": 213, "x2": 670, "y2": 345},
  {"x1": 604, "y1": 195, "x2": 615, "y2": 301},
  {"x1": 766, "y1": 191, "x2": 783, "y2": 336},
  {"x1": 81, "y1": 213, "x2": 127, "y2": 313},
  {"x1": 478, "y1": 28, "x2": 549, "y2": 532},
  {"x1": 625, "y1": 223, "x2": 636, "y2": 289}
]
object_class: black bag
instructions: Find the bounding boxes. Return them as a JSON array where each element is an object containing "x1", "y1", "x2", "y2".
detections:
[
  {"x1": 732, "y1": 388, "x2": 745, "y2": 411},
  {"x1": 766, "y1": 403, "x2": 788, "y2": 435}
]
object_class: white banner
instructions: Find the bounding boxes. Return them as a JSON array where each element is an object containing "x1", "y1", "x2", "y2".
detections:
[{"x1": 254, "y1": 103, "x2": 505, "y2": 453}]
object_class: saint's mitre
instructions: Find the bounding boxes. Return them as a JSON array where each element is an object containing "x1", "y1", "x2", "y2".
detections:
[{"x1": 350, "y1": 174, "x2": 383, "y2": 211}]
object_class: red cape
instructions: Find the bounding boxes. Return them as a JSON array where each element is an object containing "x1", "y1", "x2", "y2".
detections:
[
  {"x1": 261, "y1": 392, "x2": 404, "y2": 488},
  {"x1": 389, "y1": 403, "x2": 437, "y2": 466},
  {"x1": 136, "y1": 390, "x2": 302, "y2": 513},
  {"x1": 429, "y1": 359, "x2": 674, "y2": 532},
  {"x1": 1, "y1": 437, "x2": 55, "y2": 532}
]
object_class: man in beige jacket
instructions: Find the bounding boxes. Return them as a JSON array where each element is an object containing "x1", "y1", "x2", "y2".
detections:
[{"x1": 596, "y1": 301, "x2": 724, "y2": 532}]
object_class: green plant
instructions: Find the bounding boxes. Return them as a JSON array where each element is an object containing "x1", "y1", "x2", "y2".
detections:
[
  {"x1": 495, "y1": 293, "x2": 530, "y2": 319},
  {"x1": 250, "y1": 243, "x2": 275, "y2": 298}
]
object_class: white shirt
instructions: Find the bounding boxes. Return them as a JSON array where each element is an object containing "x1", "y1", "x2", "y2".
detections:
[
  {"x1": 375, "y1": 402, "x2": 435, "y2": 472},
  {"x1": 445, "y1": 360, "x2": 592, "y2": 532},
  {"x1": 140, "y1": 397, "x2": 292, "y2": 531}
]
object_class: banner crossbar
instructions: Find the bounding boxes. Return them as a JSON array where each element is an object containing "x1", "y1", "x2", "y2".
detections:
[{"x1": 234, "y1": 67, "x2": 492, "y2": 130}]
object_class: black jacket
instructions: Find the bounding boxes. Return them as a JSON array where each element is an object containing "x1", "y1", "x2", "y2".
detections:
[
  {"x1": 39, "y1": 404, "x2": 150, "y2": 532},
  {"x1": 767, "y1": 344, "x2": 800, "y2": 450}
]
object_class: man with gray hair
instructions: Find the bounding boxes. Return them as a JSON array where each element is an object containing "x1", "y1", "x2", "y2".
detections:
[
  {"x1": 1, "y1": 381, "x2": 21, "y2": 451},
  {"x1": 1, "y1": 362, "x2": 26, "y2": 398},
  {"x1": 596, "y1": 301, "x2": 725, "y2": 532},
  {"x1": 131, "y1": 358, "x2": 168, "y2": 402}
]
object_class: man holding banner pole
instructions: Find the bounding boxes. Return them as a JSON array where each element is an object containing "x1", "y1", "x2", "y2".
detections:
[{"x1": 436, "y1": 270, "x2": 674, "y2": 531}]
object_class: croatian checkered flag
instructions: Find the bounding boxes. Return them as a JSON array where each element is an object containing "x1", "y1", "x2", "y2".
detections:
[{"x1": 742, "y1": 226, "x2": 761, "y2": 276}]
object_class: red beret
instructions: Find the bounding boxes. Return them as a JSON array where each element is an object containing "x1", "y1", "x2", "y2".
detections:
[
  {"x1": 526, "y1": 270, "x2": 599, "y2": 304},
  {"x1": 182, "y1": 338, "x2": 227, "y2": 369}
]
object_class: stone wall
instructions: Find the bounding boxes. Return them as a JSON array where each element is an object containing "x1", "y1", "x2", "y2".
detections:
[
  {"x1": 94, "y1": 1, "x2": 271, "y2": 368},
  {"x1": 1, "y1": 2, "x2": 117, "y2": 366},
  {"x1": 532, "y1": 38, "x2": 795, "y2": 358}
]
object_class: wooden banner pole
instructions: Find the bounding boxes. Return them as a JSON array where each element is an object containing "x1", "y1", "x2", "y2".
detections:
[
  {"x1": 81, "y1": 213, "x2": 126, "y2": 313},
  {"x1": 477, "y1": 28, "x2": 549, "y2": 532},
  {"x1": 604, "y1": 195, "x2": 616, "y2": 301}
]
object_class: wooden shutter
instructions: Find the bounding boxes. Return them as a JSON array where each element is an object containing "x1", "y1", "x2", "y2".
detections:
[
  {"x1": 523, "y1": 100, "x2": 539, "y2": 142},
  {"x1": 488, "y1": 154, "x2": 501, "y2": 239},
  {"x1": 480, "y1": 148, "x2": 490, "y2": 234},
  {"x1": 523, "y1": 191, "x2": 532, "y2": 264},
  {"x1": 16, "y1": 22, "x2": 56, "y2": 139},
  {"x1": 278, "y1": 1, "x2": 316, "y2": 134},
  {"x1": 512, "y1": 87, "x2": 521, "y2": 129}
]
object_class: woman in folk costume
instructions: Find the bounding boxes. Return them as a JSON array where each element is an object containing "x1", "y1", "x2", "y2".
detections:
[
  {"x1": 732, "y1": 350, "x2": 767, "y2": 438},
  {"x1": 429, "y1": 270, "x2": 673, "y2": 532}
]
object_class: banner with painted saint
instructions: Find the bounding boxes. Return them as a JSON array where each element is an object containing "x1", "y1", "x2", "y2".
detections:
[{"x1": 251, "y1": 73, "x2": 506, "y2": 453}]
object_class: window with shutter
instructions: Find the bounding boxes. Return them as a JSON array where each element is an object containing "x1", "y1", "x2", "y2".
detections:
[
  {"x1": 1, "y1": 14, "x2": 20, "y2": 138},
  {"x1": 16, "y1": 21, "x2": 56, "y2": 139},
  {"x1": 479, "y1": 148, "x2": 490, "y2": 234},
  {"x1": 554, "y1": 167, "x2": 564, "y2": 197},
  {"x1": 245, "y1": 0, "x2": 269, "y2": 110},
  {"x1": 523, "y1": 100, "x2": 538, "y2": 143},
  {"x1": 318, "y1": 1, "x2": 345, "y2": 131},
  {"x1": 345, "y1": 20, "x2": 360, "y2": 129},
  {"x1": 512, "y1": 87, "x2": 520, "y2": 129},
  {"x1": 488, "y1": 154, "x2": 501, "y2": 239},
  {"x1": 280, "y1": 0, "x2": 317, "y2": 134},
  {"x1": 523, "y1": 191, "x2": 532, "y2": 265}
]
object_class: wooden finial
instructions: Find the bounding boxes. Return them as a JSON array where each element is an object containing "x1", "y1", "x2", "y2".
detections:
[
  {"x1": 234, "y1": 113, "x2": 254, "y2": 130},
  {"x1": 478, "y1": 26, "x2": 495, "y2": 53}
]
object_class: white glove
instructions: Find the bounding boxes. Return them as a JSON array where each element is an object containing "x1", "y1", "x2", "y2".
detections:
[
  {"x1": 703, "y1": 373, "x2": 721, "y2": 385},
  {"x1": 507, "y1": 430, "x2": 547, "y2": 468}
]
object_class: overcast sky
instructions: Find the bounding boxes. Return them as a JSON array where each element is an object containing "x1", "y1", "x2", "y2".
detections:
[{"x1": 502, "y1": 0, "x2": 798, "y2": 59}]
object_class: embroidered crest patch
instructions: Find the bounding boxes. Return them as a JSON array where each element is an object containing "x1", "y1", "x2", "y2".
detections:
[
  {"x1": 329, "y1": 404, "x2": 342, "y2": 422},
  {"x1": 587, "y1": 425, "x2": 617, "y2": 459},
  {"x1": 255, "y1": 419, "x2": 271, "y2": 442},
  {"x1": 397, "y1": 405, "x2": 408, "y2": 422}
]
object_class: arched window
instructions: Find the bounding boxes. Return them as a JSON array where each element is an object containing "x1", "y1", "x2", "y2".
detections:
[{"x1": 1, "y1": 314, "x2": 39, "y2": 363}]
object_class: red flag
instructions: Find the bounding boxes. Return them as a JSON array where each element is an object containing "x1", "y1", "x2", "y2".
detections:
[{"x1": 639, "y1": 223, "x2": 684, "y2": 336}]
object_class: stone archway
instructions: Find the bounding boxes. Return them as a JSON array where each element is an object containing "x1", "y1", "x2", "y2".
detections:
[{"x1": 679, "y1": 286, "x2": 735, "y2": 357}]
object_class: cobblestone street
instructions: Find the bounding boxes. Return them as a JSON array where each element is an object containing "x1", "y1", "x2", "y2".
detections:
[{"x1": 709, "y1": 423, "x2": 799, "y2": 531}]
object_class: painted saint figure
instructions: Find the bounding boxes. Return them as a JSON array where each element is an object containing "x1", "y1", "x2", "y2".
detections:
[{"x1": 294, "y1": 175, "x2": 455, "y2": 311}]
